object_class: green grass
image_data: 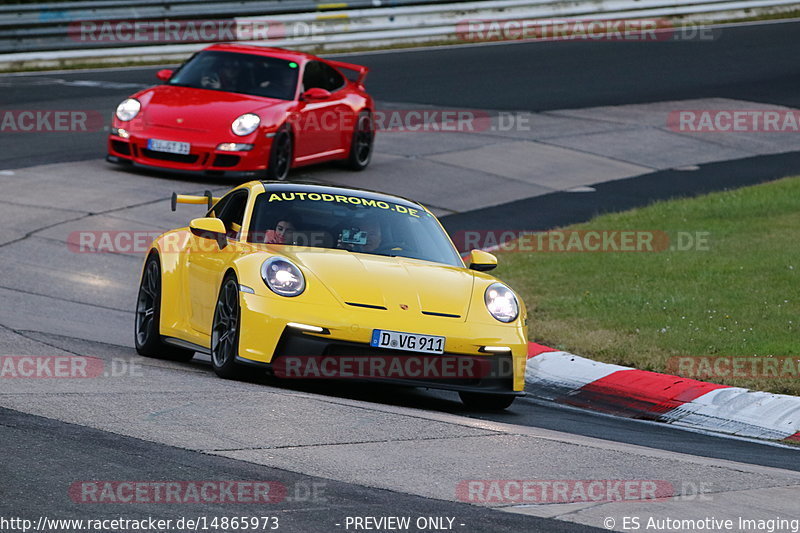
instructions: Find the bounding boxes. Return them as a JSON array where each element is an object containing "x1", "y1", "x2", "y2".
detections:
[{"x1": 493, "y1": 177, "x2": 800, "y2": 395}]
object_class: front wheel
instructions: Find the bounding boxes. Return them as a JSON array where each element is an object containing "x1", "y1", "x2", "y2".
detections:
[
  {"x1": 346, "y1": 111, "x2": 373, "y2": 171},
  {"x1": 459, "y1": 391, "x2": 515, "y2": 410},
  {"x1": 265, "y1": 125, "x2": 293, "y2": 181},
  {"x1": 211, "y1": 274, "x2": 244, "y2": 379},
  {"x1": 134, "y1": 254, "x2": 195, "y2": 361}
]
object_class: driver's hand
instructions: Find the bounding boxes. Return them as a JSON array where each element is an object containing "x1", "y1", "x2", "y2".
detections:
[{"x1": 201, "y1": 73, "x2": 221, "y2": 89}]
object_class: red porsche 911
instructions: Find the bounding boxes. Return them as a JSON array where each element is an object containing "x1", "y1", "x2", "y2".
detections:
[{"x1": 107, "y1": 44, "x2": 375, "y2": 180}]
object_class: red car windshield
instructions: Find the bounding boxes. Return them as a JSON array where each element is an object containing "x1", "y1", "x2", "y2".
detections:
[
  {"x1": 168, "y1": 51, "x2": 299, "y2": 100},
  {"x1": 248, "y1": 191, "x2": 464, "y2": 267}
]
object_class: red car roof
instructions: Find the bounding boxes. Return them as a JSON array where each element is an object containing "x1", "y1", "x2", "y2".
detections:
[{"x1": 202, "y1": 43, "x2": 318, "y2": 63}]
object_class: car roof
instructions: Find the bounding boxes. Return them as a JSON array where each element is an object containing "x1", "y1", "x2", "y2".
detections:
[
  {"x1": 257, "y1": 181, "x2": 424, "y2": 210},
  {"x1": 202, "y1": 43, "x2": 319, "y2": 63}
]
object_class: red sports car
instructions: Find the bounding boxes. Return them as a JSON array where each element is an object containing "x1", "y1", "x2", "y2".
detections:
[{"x1": 107, "y1": 44, "x2": 375, "y2": 180}]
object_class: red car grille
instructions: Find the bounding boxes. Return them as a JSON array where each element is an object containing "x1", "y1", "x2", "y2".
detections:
[
  {"x1": 111, "y1": 140, "x2": 131, "y2": 156},
  {"x1": 212, "y1": 154, "x2": 241, "y2": 167},
  {"x1": 141, "y1": 149, "x2": 199, "y2": 164}
]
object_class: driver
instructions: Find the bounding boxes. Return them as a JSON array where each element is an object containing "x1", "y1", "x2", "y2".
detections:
[
  {"x1": 202, "y1": 59, "x2": 240, "y2": 91},
  {"x1": 264, "y1": 218, "x2": 295, "y2": 244}
]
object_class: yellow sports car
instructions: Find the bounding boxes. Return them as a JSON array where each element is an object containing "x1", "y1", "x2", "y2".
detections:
[{"x1": 135, "y1": 182, "x2": 528, "y2": 409}]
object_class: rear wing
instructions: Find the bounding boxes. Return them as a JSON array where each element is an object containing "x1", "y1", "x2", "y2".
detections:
[
  {"x1": 327, "y1": 59, "x2": 369, "y2": 86},
  {"x1": 171, "y1": 191, "x2": 220, "y2": 211}
]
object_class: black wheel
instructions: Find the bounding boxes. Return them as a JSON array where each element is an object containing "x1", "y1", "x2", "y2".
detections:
[
  {"x1": 346, "y1": 111, "x2": 373, "y2": 171},
  {"x1": 459, "y1": 391, "x2": 516, "y2": 410},
  {"x1": 135, "y1": 254, "x2": 195, "y2": 361},
  {"x1": 211, "y1": 274, "x2": 244, "y2": 379},
  {"x1": 265, "y1": 125, "x2": 292, "y2": 181}
]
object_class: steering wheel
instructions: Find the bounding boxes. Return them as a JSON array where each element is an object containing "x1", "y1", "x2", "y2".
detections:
[{"x1": 372, "y1": 241, "x2": 408, "y2": 255}]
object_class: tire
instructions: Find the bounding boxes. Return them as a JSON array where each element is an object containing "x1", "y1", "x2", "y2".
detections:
[
  {"x1": 345, "y1": 111, "x2": 373, "y2": 171},
  {"x1": 459, "y1": 391, "x2": 516, "y2": 410},
  {"x1": 134, "y1": 254, "x2": 195, "y2": 361},
  {"x1": 265, "y1": 125, "x2": 292, "y2": 181},
  {"x1": 211, "y1": 273, "x2": 244, "y2": 379}
]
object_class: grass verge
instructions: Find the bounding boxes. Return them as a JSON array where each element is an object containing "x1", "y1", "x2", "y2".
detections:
[{"x1": 494, "y1": 177, "x2": 800, "y2": 395}]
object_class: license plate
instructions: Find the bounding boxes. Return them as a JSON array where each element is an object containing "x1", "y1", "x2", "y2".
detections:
[
  {"x1": 147, "y1": 138, "x2": 190, "y2": 155},
  {"x1": 371, "y1": 329, "x2": 445, "y2": 354}
]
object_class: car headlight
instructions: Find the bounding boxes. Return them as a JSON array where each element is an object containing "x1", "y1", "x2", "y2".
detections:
[
  {"x1": 261, "y1": 257, "x2": 305, "y2": 297},
  {"x1": 232, "y1": 113, "x2": 261, "y2": 136},
  {"x1": 484, "y1": 283, "x2": 519, "y2": 323},
  {"x1": 115, "y1": 98, "x2": 141, "y2": 121}
]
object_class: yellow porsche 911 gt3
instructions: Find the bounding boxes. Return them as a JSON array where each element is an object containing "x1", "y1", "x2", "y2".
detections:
[{"x1": 135, "y1": 182, "x2": 528, "y2": 409}]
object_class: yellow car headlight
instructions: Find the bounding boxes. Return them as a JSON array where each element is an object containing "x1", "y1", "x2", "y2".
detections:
[
  {"x1": 261, "y1": 257, "x2": 305, "y2": 297},
  {"x1": 484, "y1": 282, "x2": 519, "y2": 323}
]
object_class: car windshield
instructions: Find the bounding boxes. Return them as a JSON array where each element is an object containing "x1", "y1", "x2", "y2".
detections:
[
  {"x1": 168, "y1": 51, "x2": 299, "y2": 100},
  {"x1": 249, "y1": 190, "x2": 464, "y2": 267}
]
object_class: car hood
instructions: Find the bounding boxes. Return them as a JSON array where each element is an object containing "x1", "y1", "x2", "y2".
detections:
[
  {"x1": 290, "y1": 250, "x2": 474, "y2": 320},
  {"x1": 138, "y1": 85, "x2": 286, "y2": 132}
]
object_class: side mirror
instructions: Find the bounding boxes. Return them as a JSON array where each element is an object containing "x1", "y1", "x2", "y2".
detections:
[
  {"x1": 156, "y1": 69, "x2": 174, "y2": 82},
  {"x1": 469, "y1": 249, "x2": 497, "y2": 272},
  {"x1": 301, "y1": 88, "x2": 331, "y2": 101},
  {"x1": 190, "y1": 217, "x2": 227, "y2": 248}
]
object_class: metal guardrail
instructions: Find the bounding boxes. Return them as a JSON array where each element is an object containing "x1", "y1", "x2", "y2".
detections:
[
  {"x1": 0, "y1": 0, "x2": 457, "y2": 52},
  {"x1": 1, "y1": 0, "x2": 799, "y2": 70}
]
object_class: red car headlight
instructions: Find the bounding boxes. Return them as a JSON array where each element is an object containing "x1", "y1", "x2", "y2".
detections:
[{"x1": 232, "y1": 113, "x2": 261, "y2": 136}]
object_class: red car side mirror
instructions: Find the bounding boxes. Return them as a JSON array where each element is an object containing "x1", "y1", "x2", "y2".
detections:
[
  {"x1": 301, "y1": 88, "x2": 332, "y2": 101},
  {"x1": 156, "y1": 69, "x2": 174, "y2": 82}
]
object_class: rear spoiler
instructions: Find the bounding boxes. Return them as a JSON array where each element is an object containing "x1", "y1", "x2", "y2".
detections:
[
  {"x1": 171, "y1": 191, "x2": 220, "y2": 211},
  {"x1": 327, "y1": 59, "x2": 369, "y2": 85}
]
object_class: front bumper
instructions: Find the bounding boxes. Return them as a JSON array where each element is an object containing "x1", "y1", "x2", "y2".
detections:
[
  {"x1": 236, "y1": 291, "x2": 528, "y2": 393},
  {"x1": 107, "y1": 128, "x2": 269, "y2": 178},
  {"x1": 264, "y1": 329, "x2": 523, "y2": 395}
]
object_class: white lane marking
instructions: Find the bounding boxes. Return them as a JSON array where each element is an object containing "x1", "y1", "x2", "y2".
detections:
[
  {"x1": 0, "y1": 77, "x2": 146, "y2": 90},
  {"x1": 0, "y1": 170, "x2": 15, "y2": 175},
  {"x1": 57, "y1": 79, "x2": 148, "y2": 90}
]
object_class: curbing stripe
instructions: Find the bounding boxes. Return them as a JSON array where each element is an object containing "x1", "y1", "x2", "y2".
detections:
[
  {"x1": 524, "y1": 342, "x2": 800, "y2": 441},
  {"x1": 527, "y1": 342, "x2": 556, "y2": 358},
  {"x1": 565, "y1": 368, "x2": 729, "y2": 418},
  {"x1": 524, "y1": 350, "x2": 628, "y2": 401}
]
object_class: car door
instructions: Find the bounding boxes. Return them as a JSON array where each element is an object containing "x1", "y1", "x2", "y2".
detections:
[
  {"x1": 294, "y1": 60, "x2": 349, "y2": 160},
  {"x1": 187, "y1": 190, "x2": 249, "y2": 334}
]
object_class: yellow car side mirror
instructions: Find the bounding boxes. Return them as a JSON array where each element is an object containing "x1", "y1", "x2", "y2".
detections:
[
  {"x1": 190, "y1": 217, "x2": 227, "y2": 248},
  {"x1": 469, "y1": 249, "x2": 497, "y2": 272}
]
